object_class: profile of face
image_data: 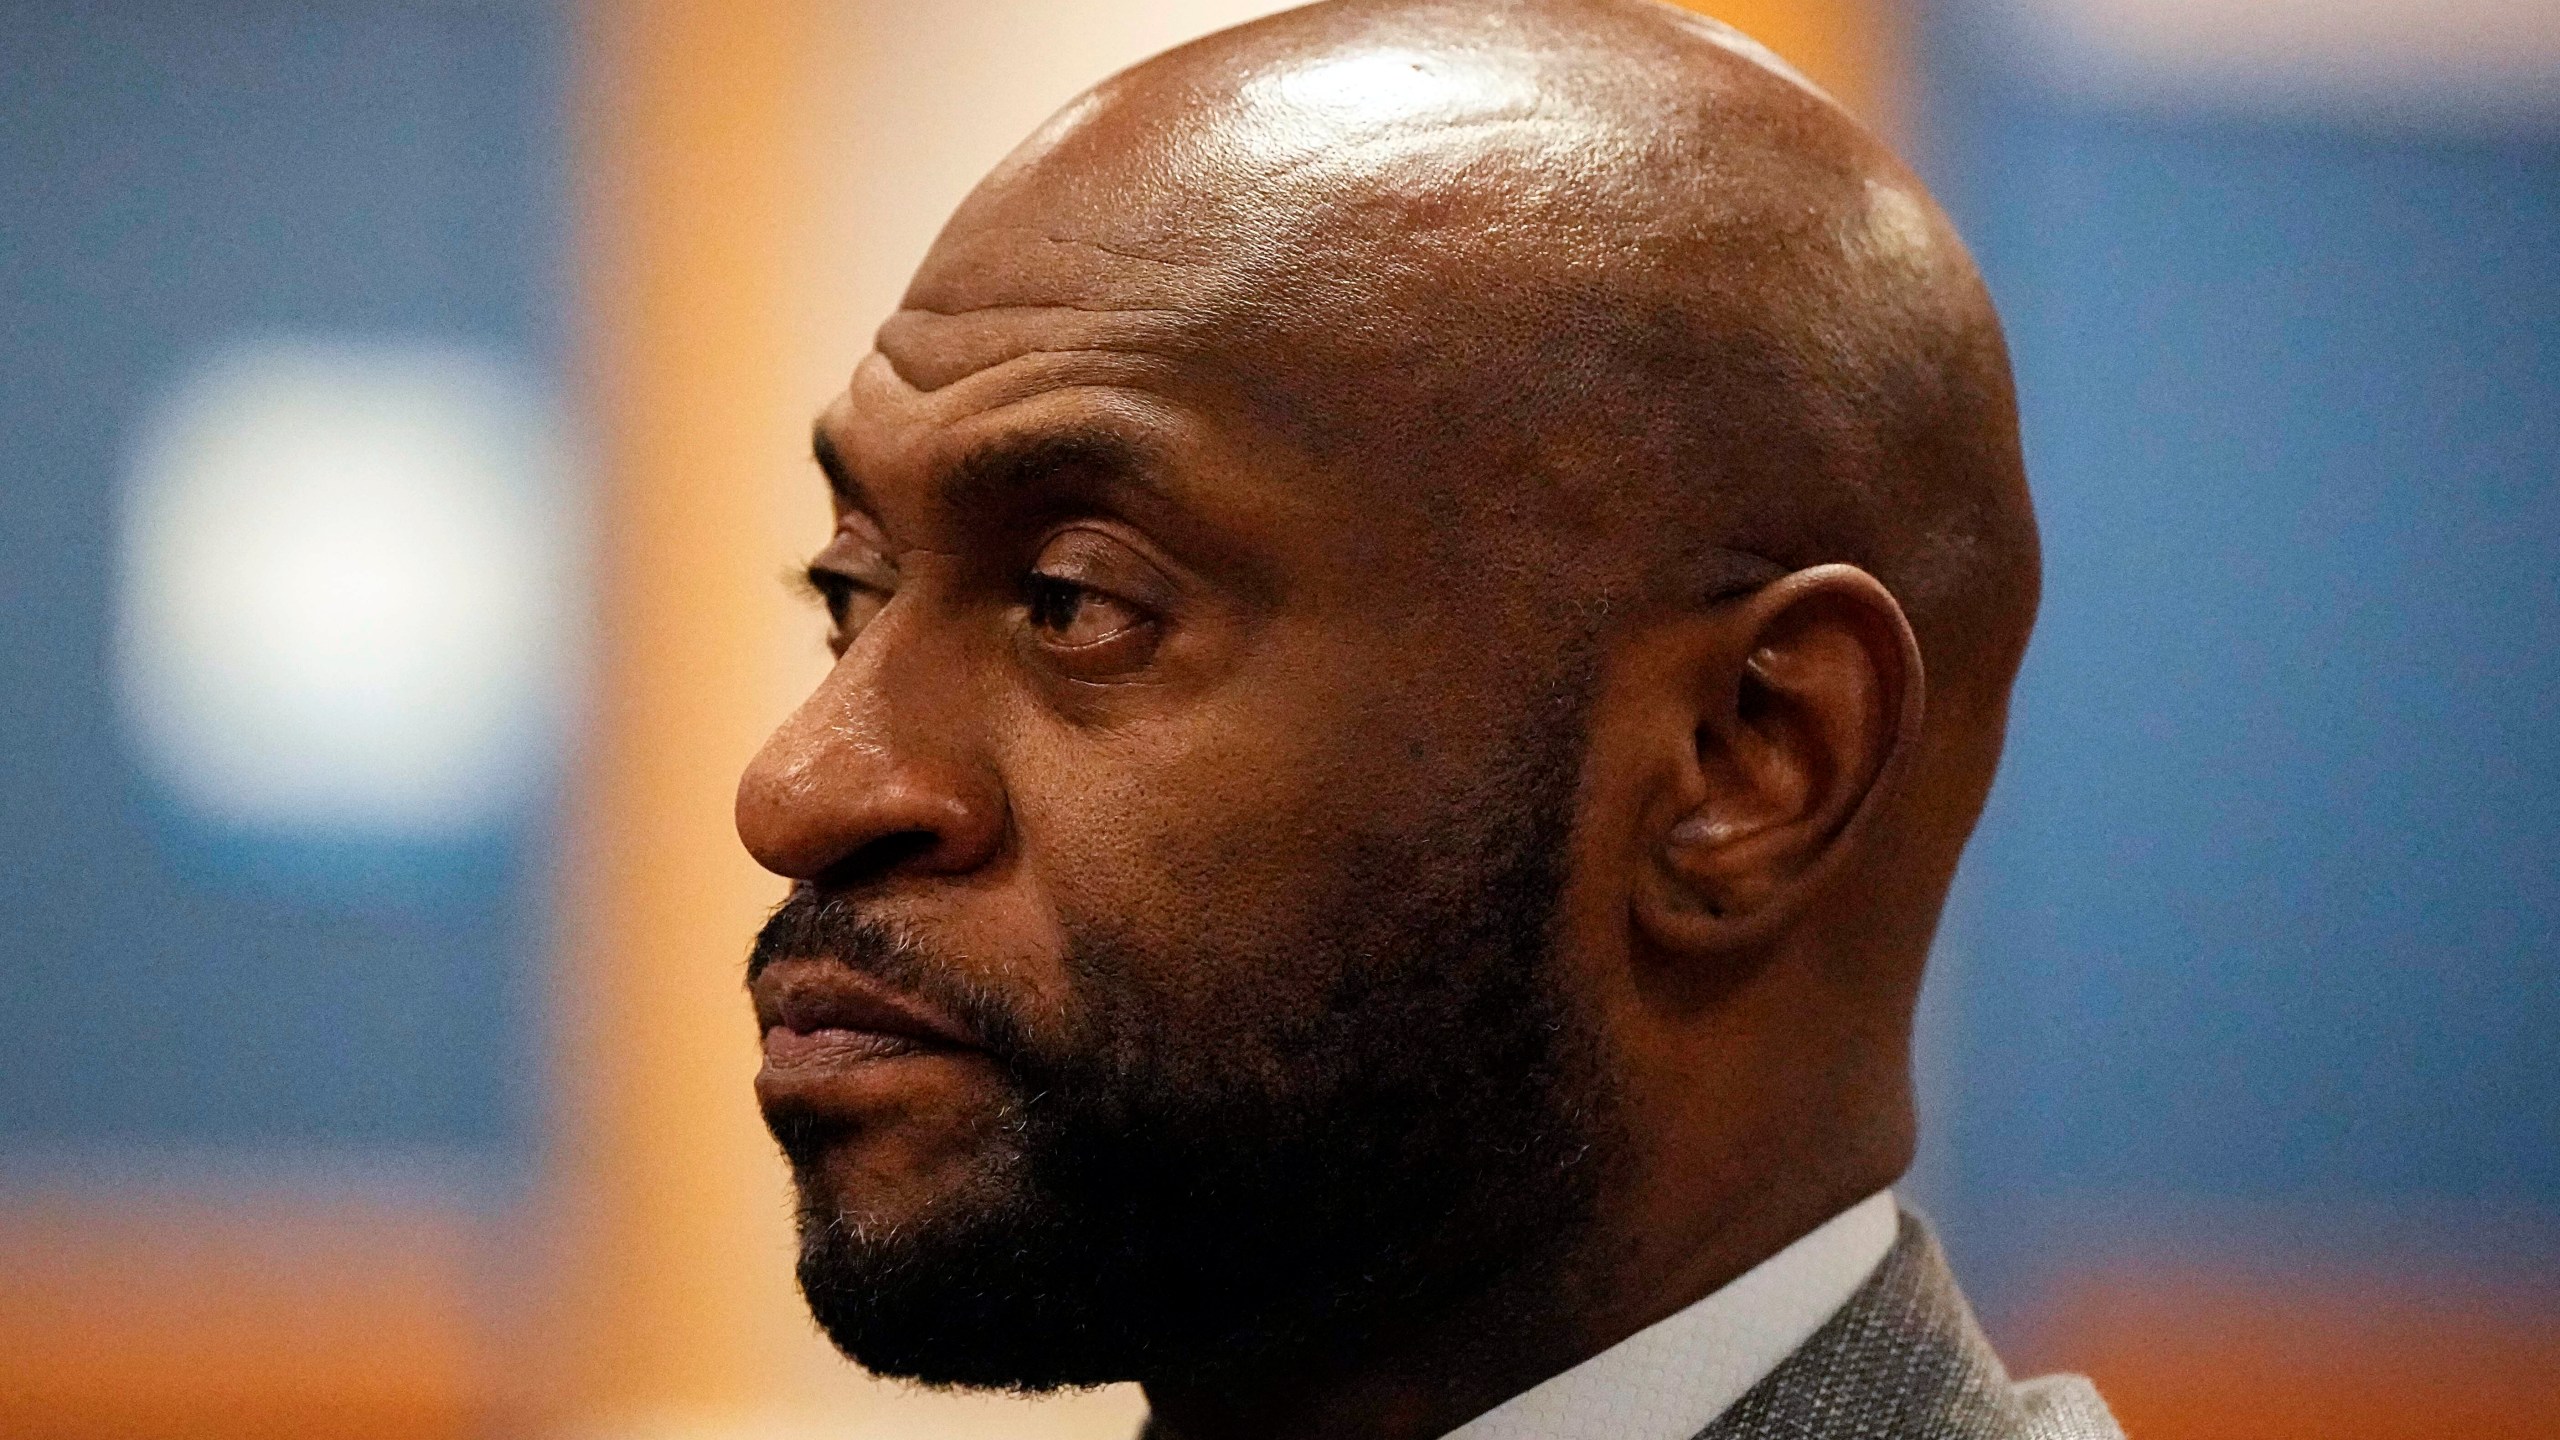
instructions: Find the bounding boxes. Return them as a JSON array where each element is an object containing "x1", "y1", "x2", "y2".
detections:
[
  {"x1": 735, "y1": 0, "x2": 2036, "y2": 1407},
  {"x1": 737, "y1": 309, "x2": 1622, "y2": 1391}
]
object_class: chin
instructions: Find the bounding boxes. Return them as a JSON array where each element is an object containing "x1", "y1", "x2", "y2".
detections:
[{"x1": 786, "y1": 1153, "x2": 1127, "y2": 1392}]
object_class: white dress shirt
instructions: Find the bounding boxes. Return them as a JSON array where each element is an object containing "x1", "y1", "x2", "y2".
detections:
[{"x1": 1442, "y1": 1190, "x2": 1901, "y2": 1440}]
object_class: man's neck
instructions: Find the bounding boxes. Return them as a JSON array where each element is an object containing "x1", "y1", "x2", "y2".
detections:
[
  {"x1": 1137, "y1": 1177, "x2": 1886, "y2": 1440},
  {"x1": 1137, "y1": 1263, "x2": 1616, "y2": 1440}
]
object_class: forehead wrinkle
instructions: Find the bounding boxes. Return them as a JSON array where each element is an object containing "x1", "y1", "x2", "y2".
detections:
[
  {"x1": 902, "y1": 224, "x2": 1216, "y2": 314},
  {"x1": 875, "y1": 259, "x2": 1215, "y2": 393},
  {"x1": 898, "y1": 301, "x2": 1190, "y2": 319},
  {"x1": 877, "y1": 343, "x2": 1182, "y2": 397},
  {"x1": 872, "y1": 318, "x2": 1197, "y2": 397},
  {"x1": 1018, "y1": 229, "x2": 1201, "y2": 273}
]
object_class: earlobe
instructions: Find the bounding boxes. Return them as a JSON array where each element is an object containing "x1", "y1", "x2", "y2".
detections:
[{"x1": 1636, "y1": 564, "x2": 1923, "y2": 957}]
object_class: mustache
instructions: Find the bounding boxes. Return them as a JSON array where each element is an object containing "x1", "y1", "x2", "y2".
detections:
[{"x1": 747, "y1": 886, "x2": 1044, "y2": 1069}]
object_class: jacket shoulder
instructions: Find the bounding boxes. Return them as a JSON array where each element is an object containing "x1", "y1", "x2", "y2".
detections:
[
  {"x1": 1695, "y1": 1212, "x2": 2124, "y2": 1440},
  {"x1": 2013, "y1": 1374, "x2": 2124, "y2": 1440}
]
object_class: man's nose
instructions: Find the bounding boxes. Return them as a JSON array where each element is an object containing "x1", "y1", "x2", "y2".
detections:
[{"x1": 734, "y1": 629, "x2": 1004, "y2": 886}]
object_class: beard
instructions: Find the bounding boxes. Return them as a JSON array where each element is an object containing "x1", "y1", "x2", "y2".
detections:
[{"x1": 749, "y1": 692, "x2": 1615, "y2": 1393}]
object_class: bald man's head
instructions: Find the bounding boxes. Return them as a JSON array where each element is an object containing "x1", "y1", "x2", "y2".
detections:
[
  {"x1": 743, "y1": 0, "x2": 2036, "y2": 1419},
  {"x1": 898, "y1": 0, "x2": 2036, "y2": 912}
]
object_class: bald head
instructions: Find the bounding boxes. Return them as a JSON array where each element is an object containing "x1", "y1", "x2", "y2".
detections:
[
  {"x1": 897, "y1": 0, "x2": 2036, "y2": 910},
  {"x1": 743, "y1": 2, "x2": 2039, "y2": 1426}
]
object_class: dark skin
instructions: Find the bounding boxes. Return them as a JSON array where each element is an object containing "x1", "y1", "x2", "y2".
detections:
[{"x1": 736, "y1": 2, "x2": 2038, "y2": 1438}]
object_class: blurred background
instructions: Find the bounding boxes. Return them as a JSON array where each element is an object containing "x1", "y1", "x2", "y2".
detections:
[{"x1": 1, "y1": 0, "x2": 2553, "y2": 1436}]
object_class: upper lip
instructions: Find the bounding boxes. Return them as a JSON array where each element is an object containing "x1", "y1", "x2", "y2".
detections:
[{"x1": 750, "y1": 958, "x2": 981, "y2": 1051}]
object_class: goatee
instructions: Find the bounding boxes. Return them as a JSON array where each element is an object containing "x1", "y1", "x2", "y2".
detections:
[{"x1": 753, "y1": 701, "x2": 1616, "y2": 1392}]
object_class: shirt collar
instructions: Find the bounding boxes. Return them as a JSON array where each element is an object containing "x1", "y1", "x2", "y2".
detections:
[{"x1": 1441, "y1": 1190, "x2": 1900, "y2": 1440}]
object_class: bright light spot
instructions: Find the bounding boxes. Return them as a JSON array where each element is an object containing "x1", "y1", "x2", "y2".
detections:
[
  {"x1": 1860, "y1": 180, "x2": 1938, "y2": 268},
  {"x1": 1265, "y1": 49, "x2": 1539, "y2": 123},
  {"x1": 118, "y1": 338, "x2": 572, "y2": 838}
]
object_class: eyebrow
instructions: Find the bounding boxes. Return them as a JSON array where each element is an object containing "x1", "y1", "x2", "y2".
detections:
[
  {"x1": 811, "y1": 424, "x2": 873, "y2": 514},
  {"x1": 813, "y1": 414, "x2": 1262, "y2": 591},
  {"x1": 812, "y1": 420, "x2": 1173, "y2": 519},
  {"x1": 938, "y1": 425, "x2": 1170, "y2": 519}
]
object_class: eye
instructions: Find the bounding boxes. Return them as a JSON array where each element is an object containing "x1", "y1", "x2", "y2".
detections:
[
  {"x1": 1024, "y1": 571, "x2": 1146, "y2": 650},
  {"x1": 1026, "y1": 575, "x2": 1142, "y2": 648},
  {"x1": 800, "y1": 563, "x2": 889, "y2": 655},
  {"x1": 1021, "y1": 529, "x2": 1166, "y2": 677}
]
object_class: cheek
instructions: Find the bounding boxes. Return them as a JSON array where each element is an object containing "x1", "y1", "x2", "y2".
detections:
[{"x1": 1001, "y1": 683, "x2": 1442, "y2": 1032}]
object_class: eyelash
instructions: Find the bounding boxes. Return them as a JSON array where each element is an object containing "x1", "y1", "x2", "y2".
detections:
[
  {"x1": 797, "y1": 566, "x2": 1114, "y2": 635},
  {"x1": 796, "y1": 549, "x2": 1158, "y2": 676},
  {"x1": 798, "y1": 566, "x2": 859, "y2": 627}
]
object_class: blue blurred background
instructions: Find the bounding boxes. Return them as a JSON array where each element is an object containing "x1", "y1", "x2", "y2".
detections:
[
  {"x1": 1924, "y1": 9, "x2": 2560, "y2": 1293},
  {"x1": 3, "y1": 2, "x2": 568, "y2": 1170}
]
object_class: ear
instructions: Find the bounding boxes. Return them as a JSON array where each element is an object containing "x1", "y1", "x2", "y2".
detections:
[{"x1": 1633, "y1": 564, "x2": 1924, "y2": 957}]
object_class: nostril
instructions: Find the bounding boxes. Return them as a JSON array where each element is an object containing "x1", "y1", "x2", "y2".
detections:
[{"x1": 820, "y1": 829, "x2": 944, "y2": 888}]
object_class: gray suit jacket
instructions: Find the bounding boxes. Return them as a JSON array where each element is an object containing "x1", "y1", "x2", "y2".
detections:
[{"x1": 1695, "y1": 1213, "x2": 2122, "y2": 1440}]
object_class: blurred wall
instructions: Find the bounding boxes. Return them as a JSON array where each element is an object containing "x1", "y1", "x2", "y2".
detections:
[
  {"x1": 1917, "y1": 0, "x2": 2560, "y2": 1433},
  {"x1": 1, "y1": 4, "x2": 568, "y2": 1435},
  {"x1": 0, "y1": 0, "x2": 565, "y2": 1182}
]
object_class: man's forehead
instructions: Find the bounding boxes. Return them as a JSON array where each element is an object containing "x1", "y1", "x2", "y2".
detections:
[
  {"x1": 872, "y1": 290, "x2": 1198, "y2": 401},
  {"x1": 888, "y1": 0, "x2": 1871, "y2": 349},
  {"x1": 897, "y1": 212, "x2": 1215, "y2": 319},
  {"x1": 879, "y1": 118, "x2": 1569, "y2": 401},
  {"x1": 877, "y1": 86, "x2": 1261, "y2": 397},
  {"x1": 889, "y1": 20, "x2": 1655, "y2": 327},
  {"x1": 829, "y1": 0, "x2": 1939, "y2": 562}
]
